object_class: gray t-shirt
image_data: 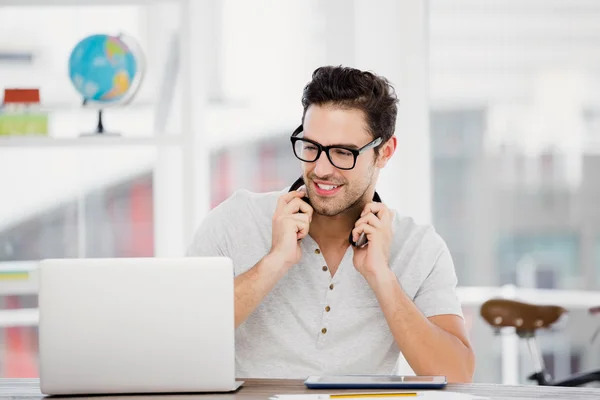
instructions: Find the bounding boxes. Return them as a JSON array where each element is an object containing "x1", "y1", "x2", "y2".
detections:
[{"x1": 187, "y1": 188, "x2": 463, "y2": 379}]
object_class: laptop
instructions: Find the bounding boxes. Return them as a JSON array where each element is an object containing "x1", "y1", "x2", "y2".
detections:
[{"x1": 38, "y1": 257, "x2": 244, "y2": 395}]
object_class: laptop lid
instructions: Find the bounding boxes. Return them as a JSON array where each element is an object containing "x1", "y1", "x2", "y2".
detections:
[{"x1": 38, "y1": 257, "x2": 239, "y2": 395}]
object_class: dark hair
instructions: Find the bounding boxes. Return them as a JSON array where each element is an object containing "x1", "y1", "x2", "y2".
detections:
[{"x1": 301, "y1": 66, "x2": 398, "y2": 155}]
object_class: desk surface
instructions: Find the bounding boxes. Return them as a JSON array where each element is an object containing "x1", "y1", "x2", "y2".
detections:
[{"x1": 0, "y1": 378, "x2": 598, "y2": 400}]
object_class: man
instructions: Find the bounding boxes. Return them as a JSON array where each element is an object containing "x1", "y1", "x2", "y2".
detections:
[{"x1": 187, "y1": 66, "x2": 475, "y2": 382}]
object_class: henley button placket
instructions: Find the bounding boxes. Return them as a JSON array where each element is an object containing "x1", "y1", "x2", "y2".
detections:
[
  {"x1": 314, "y1": 247, "x2": 335, "y2": 346},
  {"x1": 319, "y1": 280, "x2": 336, "y2": 346}
]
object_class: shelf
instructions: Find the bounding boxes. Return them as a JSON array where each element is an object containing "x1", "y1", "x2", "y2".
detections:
[
  {"x1": 0, "y1": 135, "x2": 182, "y2": 148},
  {"x1": 0, "y1": 261, "x2": 38, "y2": 297},
  {"x1": 0, "y1": 0, "x2": 182, "y2": 6},
  {"x1": 0, "y1": 308, "x2": 38, "y2": 328}
]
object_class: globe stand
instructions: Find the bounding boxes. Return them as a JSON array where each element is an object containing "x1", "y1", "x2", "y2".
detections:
[{"x1": 80, "y1": 109, "x2": 121, "y2": 137}]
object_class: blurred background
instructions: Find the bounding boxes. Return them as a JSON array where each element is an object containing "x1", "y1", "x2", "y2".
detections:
[{"x1": 1, "y1": 0, "x2": 600, "y2": 385}]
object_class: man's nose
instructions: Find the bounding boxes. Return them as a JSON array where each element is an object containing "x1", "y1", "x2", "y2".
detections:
[{"x1": 313, "y1": 151, "x2": 336, "y2": 176}]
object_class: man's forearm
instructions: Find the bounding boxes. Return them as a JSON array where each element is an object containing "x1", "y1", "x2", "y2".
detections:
[
  {"x1": 368, "y1": 269, "x2": 474, "y2": 383},
  {"x1": 234, "y1": 253, "x2": 286, "y2": 328}
]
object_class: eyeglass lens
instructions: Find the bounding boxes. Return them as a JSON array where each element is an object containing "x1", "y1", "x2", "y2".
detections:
[{"x1": 293, "y1": 139, "x2": 355, "y2": 169}]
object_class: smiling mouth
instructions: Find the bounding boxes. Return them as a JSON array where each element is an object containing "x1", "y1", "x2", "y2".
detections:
[
  {"x1": 317, "y1": 183, "x2": 338, "y2": 190},
  {"x1": 312, "y1": 181, "x2": 343, "y2": 196}
]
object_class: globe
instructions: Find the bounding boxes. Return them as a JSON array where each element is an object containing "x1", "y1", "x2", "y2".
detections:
[
  {"x1": 68, "y1": 33, "x2": 144, "y2": 135},
  {"x1": 68, "y1": 33, "x2": 142, "y2": 104}
]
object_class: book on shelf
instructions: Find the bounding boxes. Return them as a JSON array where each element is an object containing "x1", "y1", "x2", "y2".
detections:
[{"x1": 0, "y1": 88, "x2": 48, "y2": 137}]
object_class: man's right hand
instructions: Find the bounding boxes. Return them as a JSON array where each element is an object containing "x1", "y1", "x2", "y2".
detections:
[
  {"x1": 234, "y1": 188, "x2": 313, "y2": 328},
  {"x1": 269, "y1": 189, "x2": 313, "y2": 269}
]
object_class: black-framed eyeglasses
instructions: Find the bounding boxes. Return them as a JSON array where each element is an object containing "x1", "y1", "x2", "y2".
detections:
[{"x1": 290, "y1": 125, "x2": 383, "y2": 170}]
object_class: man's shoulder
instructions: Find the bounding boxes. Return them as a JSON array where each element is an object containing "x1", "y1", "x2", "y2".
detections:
[
  {"x1": 209, "y1": 187, "x2": 283, "y2": 221},
  {"x1": 389, "y1": 210, "x2": 447, "y2": 265},
  {"x1": 186, "y1": 187, "x2": 284, "y2": 257},
  {"x1": 391, "y1": 211, "x2": 443, "y2": 243}
]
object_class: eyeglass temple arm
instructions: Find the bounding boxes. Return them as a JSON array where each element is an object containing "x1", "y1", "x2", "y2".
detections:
[
  {"x1": 358, "y1": 137, "x2": 383, "y2": 153},
  {"x1": 292, "y1": 125, "x2": 303, "y2": 136}
]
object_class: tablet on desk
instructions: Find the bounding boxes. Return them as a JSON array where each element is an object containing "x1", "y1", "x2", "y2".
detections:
[{"x1": 304, "y1": 375, "x2": 447, "y2": 390}]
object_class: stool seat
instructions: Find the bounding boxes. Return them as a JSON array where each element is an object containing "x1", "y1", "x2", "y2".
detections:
[{"x1": 481, "y1": 299, "x2": 567, "y2": 335}]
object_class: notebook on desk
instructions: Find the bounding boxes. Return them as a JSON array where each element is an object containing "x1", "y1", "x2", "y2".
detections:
[{"x1": 37, "y1": 257, "x2": 244, "y2": 395}]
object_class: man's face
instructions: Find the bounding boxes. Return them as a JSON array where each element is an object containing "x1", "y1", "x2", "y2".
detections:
[{"x1": 300, "y1": 104, "x2": 380, "y2": 217}]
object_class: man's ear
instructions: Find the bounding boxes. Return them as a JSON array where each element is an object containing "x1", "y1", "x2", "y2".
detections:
[{"x1": 375, "y1": 136, "x2": 397, "y2": 168}]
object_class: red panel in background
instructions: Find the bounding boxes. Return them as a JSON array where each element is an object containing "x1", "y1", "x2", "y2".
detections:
[
  {"x1": 129, "y1": 181, "x2": 154, "y2": 256},
  {"x1": 257, "y1": 144, "x2": 283, "y2": 191},
  {"x1": 4, "y1": 296, "x2": 37, "y2": 378},
  {"x1": 212, "y1": 152, "x2": 232, "y2": 208},
  {"x1": 105, "y1": 177, "x2": 154, "y2": 257}
]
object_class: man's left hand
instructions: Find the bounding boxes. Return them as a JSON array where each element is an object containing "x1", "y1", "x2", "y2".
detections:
[{"x1": 351, "y1": 202, "x2": 394, "y2": 281}]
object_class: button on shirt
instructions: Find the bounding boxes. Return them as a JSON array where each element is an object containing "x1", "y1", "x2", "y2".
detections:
[{"x1": 187, "y1": 189, "x2": 463, "y2": 379}]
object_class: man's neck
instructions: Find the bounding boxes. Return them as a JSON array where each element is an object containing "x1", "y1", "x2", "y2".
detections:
[{"x1": 309, "y1": 210, "x2": 360, "y2": 251}]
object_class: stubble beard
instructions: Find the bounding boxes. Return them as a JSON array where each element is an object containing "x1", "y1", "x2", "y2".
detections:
[{"x1": 305, "y1": 166, "x2": 375, "y2": 217}]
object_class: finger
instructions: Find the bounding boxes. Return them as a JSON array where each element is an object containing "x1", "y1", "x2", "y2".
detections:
[
  {"x1": 289, "y1": 213, "x2": 310, "y2": 225},
  {"x1": 352, "y1": 223, "x2": 378, "y2": 244},
  {"x1": 296, "y1": 220, "x2": 310, "y2": 240},
  {"x1": 360, "y1": 202, "x2": 386, "y2": 216},
  {"x1": 355, "y1": 213, "x2": 383, "y2": 230},
  {"x1": 284, "y1": 197, "x2": 313, "y2": 218},
  {"x1": 276, "y1": 190, "x2": 308, "y2": 212},
  {"x1": 286, "y1": 214, "x2": 310, "y2": 239},
  {"x1": 361, "y1": 202, "x2": 391, "y2": 221},
  {"x1": 278, "y1": 213, "x2": 310, "y2": 229}
]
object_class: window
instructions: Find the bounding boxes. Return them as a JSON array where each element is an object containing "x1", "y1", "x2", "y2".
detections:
[
  {"x1": 496, "y1": 233, "x2": 579, "y2": 289},
  {"x1": 430, "y1": 0, "x2": 600, "y2": 291},
  {"x1": 429, "y1": 0, "x2": 600, "y2": 384}
]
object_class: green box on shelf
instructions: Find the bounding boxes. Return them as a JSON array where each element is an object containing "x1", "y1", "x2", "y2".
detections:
[{"x1": 0, "y1": 112, "x2": 49, "y2": 136}]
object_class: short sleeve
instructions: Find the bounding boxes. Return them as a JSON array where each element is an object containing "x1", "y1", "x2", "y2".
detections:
[
  {"x1": 413, "y1": 242, "x2": 464, "y2": 319},
  {"x1": 186, "y1": 196, "x2": 234, "y2": 258}
]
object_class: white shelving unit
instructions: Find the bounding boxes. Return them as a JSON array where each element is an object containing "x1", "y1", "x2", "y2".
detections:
[
  {"x1": 0, "y1": 0, "x2": 210, "y2": 258},
  {"x1": 0, "y1": 135, "x2": 182, "y2": 148},
  {"x1": 0, "y1": 0, "x2": 182, "y2": 6},
  {"x1": 0, "y1": 0, "x2": 211, "y2": 333},
  {"x1": 0, "y1": 309, "x2": 38, "y2": 328}
]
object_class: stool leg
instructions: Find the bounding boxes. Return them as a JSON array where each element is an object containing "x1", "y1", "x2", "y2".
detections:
[{"x1": 526, "y1": 336, "x2": 552, "y2": 385}]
